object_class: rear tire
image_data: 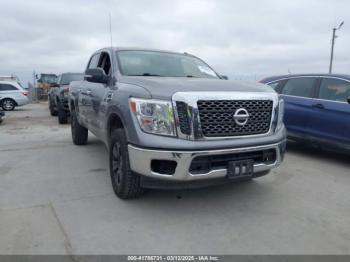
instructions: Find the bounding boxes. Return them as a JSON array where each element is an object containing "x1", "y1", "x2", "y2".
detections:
[
  {"x1": 49, "y1": 98, "x2": 58, "y2": 116},
  {"x1": 71, "y1": 110, "x2": 88, "y2": 145},
  {"x1": 109, "y1": 129, "x2": 144, "y2": 199},
  {"x1": 57, "y1": 102, "x2": 68, "y2": 124},
  {"x1": 2, "y1": 98, "x2": 16, "y2": 111}
]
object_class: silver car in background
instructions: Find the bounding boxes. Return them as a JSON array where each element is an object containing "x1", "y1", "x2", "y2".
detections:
[{"x1": 0, "y1": 81, "x2": 29, "y2": 111}]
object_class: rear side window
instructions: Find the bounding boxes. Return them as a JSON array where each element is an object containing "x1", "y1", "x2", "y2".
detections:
[
  {"x1": 0, "y1": 84, "x2": 18, "y2": 91},
  {"x1": 319, "y1": 78, "x2": 350, "y2": 103},
  {"x1": 281, "y1": 78, "x2": 316, "y2": 98}
]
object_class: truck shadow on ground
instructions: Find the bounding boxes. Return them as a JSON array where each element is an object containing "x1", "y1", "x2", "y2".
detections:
[
  {"x1": 139, "y1": 179, "x2": 268, "y2": 204},
  {"x1": 286, "y1": 140, "x2": 350, "y2": 167}
]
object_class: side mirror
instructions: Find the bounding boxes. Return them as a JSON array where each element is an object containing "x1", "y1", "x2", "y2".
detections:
[
  {"x1": 85, "y1": 68, "x2": 109, "y2": 84},
  {"x1": 220, "y1": 75, "x2": 229, "y2": 80}
]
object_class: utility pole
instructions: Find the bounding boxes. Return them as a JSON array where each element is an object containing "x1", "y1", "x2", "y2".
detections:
[{"x1": 329, "y1": 21, "x2": 344, "y2": 74}]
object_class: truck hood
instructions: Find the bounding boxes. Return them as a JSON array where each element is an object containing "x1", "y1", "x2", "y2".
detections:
[{"x1": 119, "y1": 76, "x2": 274, "y2": 100}]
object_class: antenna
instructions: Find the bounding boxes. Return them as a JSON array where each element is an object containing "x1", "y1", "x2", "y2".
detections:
[
  {"x1": 108, "y1": 13, "x2": 116, "y2": 84},
  {"x1": 109, "y1": 13, "x2": 113, "y2": 47}
]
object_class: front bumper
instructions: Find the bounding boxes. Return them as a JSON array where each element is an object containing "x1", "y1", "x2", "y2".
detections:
[{"x1": 128, "y1": 140, "x2": 286, "y2": 182}]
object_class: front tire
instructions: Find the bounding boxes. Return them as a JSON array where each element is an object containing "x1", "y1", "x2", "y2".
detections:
[
  {"x1": 57, "y1": 102, "x2": 68, "y2": 124},
  {"x1": 109, "y1": 129, "x2": 144, "y2": 199},
  {"x1": 71, "y1": 110, "x2": 88, "y2": 145},
  {"x1": 2, "y1": 98, "x2": 16, "y2": 111}
]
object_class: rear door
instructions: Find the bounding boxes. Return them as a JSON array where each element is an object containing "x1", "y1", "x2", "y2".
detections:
[
  {"x1": 278, "y1": 77, "x2": 318, "y2": 138},
  {"x1": 79, "y1": 53, "x2": 100, "y2": 125},
  {"x1": 307, "y1": 77, "x2": 350, "y2": 146}
]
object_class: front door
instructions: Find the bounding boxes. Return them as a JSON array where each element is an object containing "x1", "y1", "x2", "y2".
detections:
[
  {"x1": 85, "y1": 52, "x2": 112, "y2": 137},
  {"x1": 279, "y1": 77, "x2": 318, "y2": 138},
  {"x1": 308, "y1": 77, "x2": 350, "y2": 146}
]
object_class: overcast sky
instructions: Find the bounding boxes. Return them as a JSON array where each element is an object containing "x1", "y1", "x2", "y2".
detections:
[{"x1": 1, "y1": 0, "x2": 349, "y2": 85}]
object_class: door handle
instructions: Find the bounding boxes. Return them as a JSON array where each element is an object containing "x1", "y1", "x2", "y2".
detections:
[
  {"x1": 86, "y1": 90, "x2": 92, "y2": 96},
  {"x1": 312, "y1": 103, "x2": 324, "y2": 109},
  {"x1": 105, "y1": 92, "x2": 113, "y2": 102}
]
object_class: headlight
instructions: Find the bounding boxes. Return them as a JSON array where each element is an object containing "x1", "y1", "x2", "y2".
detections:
[
  {"x1": 130, "y1": 98, "x2": 176, "y2": 137},
  {"x1": 276, "y1": 98, "x2": 285, "y2": 131}
]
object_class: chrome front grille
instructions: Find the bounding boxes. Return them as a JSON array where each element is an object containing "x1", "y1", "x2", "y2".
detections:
[
  {"x1": 172, "y1": 92, "x2": 278, "y2": 140},
  {"x1": 197, "y1": 100, "x2": 273, "y2": 137}
]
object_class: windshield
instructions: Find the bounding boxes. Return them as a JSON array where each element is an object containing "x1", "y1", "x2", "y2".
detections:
[
  {"x1": 60, "y1": 73, "x2": 84, "y2": 85},
  {"x1": 40, "y1": 74, "x2": 57, "y2": 84},
  {"x1": 117, "y1": 51, "x2": 219, "y2": 78}
]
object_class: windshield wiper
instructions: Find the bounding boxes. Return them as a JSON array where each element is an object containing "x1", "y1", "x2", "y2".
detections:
[{"x1": 127, "y1": 73, "x2": 161, "y2": 77}]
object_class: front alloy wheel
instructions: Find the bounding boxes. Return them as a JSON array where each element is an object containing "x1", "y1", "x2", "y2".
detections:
[
  {"x1": 111, "y1": 142, "x2": 123, "y2": 187},
  {"x1": 109, "y1": 129, "x2": 143, "y2": 199}
]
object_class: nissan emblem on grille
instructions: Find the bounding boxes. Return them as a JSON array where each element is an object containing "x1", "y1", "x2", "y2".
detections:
[{"x1": 233, "y1": 108, "x2": 249, "y2": 126}]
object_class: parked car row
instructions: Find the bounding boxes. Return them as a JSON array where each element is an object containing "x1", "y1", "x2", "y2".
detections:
[{"x1": 260, "y1": 74, "x2": 350, "y2": 153}]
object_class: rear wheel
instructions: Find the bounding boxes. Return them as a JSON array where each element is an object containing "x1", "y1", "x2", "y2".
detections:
[
  {"x1": 109, "y1": 129, "x2": 144, "y2": 199},
  {"x1": 2, "y1": 98, "x2": 16, "y2": 111},
  {"x1": 49, "y1": 97, "x2": 58, "y2": 116},
  {"x1": 71, "y1": 110, "x2": 88, "y2": 145},
  {"x1": 57, "y1": 102, "x2": 68, "y2": 124}
]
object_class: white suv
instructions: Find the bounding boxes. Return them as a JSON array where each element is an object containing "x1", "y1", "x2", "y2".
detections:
[{"x1": 0, "y1": 81, "x2": 29, "y2": 111}]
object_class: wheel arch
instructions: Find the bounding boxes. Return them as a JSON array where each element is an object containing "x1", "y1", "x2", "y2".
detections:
[
  {"x1": 1, "y1": 97, "x2": 18, "y2": 106},
  {"x1": 107, "y1": 112, "x2": 126, "y2": 143}
]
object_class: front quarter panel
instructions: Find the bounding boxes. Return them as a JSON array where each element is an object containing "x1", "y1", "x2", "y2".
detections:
[{"x1": 102, "y1": 82, "x2": 152, "y2": 145}]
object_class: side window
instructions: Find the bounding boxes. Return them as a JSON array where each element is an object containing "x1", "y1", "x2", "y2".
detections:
[
  {"x1": 319, "y1": 78, "x2": 350, "y2": 103},
  {"x1": 97, "y1": 52, "x2": 111, "y2": 75},
  {"x1": 281, "y1": 78, "x2": 316, "y2": 98},
  {"x1": 0, "y1": 84, "x2": 18, "y2": 91},
  {"x1": 88, "y1": 54, "x2": 100, "y2": 69}
]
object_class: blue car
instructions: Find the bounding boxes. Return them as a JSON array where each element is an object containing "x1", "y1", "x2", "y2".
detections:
[{"x1": 260, "y1": 74, "x2": 350, "y2": 153}]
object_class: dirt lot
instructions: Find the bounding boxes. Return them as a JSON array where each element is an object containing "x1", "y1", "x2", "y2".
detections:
[{"x1": 0, "y1": 103, "x2": 350, "y2": 255}]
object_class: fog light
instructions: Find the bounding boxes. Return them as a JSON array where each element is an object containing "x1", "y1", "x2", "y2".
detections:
[{"x1": 151, "y1": 160, "x2": 177, "y2": 175}]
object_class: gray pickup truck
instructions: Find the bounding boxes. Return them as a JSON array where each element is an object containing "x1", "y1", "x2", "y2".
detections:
[{"x1": 69, "y1": 47, "x2": 286, "y2": 199}]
